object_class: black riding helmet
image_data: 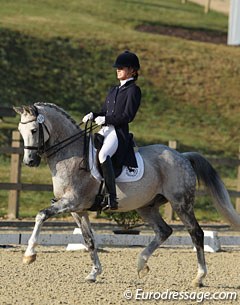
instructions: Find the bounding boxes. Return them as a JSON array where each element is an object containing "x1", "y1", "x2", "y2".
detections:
[{"x1": 113, "y1": 51, "x2": 140, "y2": 70}]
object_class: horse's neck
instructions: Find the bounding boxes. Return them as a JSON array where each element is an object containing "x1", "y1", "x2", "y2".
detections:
[
  {"x1": 48, "y1": 114, "x2": 79, "y2": 144},
  {"x1": 44, "y1": 107, "x2": 84, "y2": 169}
]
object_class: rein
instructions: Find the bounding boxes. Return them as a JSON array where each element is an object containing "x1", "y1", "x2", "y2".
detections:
[
  {"x1": 45, "y1": 121, "x2": 97, "y2": 159},
  {"x1": 20, "y1": 107, "x2": 98, "y2": 160}
]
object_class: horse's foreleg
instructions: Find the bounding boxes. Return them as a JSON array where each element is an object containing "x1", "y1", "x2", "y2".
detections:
[
  {"x1": 136, "y1": 204, "x2": 172, "y2": 278},
  {"x1": 71, "y1": 212, "x2": 102, "y2": 282},
  {"x1": 23, "y1": 212, "x2": 44, "y2": 264},
  {"x1": 23, "y1": 199, "x2": 72, "y2": 264}
]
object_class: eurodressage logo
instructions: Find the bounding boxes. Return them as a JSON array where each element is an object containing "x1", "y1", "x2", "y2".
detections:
[
  {"x1": 125, "y1": 167, "x2": 139, "y2": 177},
  {"x1": 123, "y1": 288, "x2": 238, "y2": 302}
]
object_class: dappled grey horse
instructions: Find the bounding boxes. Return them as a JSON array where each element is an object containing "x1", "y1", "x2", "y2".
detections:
[{"x1": 14, "y1": 103, "x2": 240, "y2": 287}]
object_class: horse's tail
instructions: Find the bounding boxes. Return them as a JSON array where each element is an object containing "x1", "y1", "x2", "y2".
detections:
[{"x1": 183, "y1": 152, "x2": 240, "y2": 229}]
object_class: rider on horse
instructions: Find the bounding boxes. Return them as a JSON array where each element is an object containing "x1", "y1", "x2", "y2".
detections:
[{"x1": 82, "y1": 51, "x2": 141, "y2": 210}]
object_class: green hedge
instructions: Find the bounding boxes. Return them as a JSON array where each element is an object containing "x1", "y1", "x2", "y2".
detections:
[{"x1": 0, "y1": 28, "x2": 119, "y2": 112}]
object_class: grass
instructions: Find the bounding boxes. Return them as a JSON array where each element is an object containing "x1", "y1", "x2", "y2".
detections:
[
  {"x1": 0, "y1": 0, "x2": 239, "y2": 220},
  {"x1": 1, "y1": 0, "x2": 238, "y2": 156},
  {"x1": 0, "y1": 0, "x2": 228, "y2": 38}
]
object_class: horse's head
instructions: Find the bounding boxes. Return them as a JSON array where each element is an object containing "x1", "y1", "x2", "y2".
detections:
[{"x1": 13, "y1": 105, "x2": 50, "y2": 167}]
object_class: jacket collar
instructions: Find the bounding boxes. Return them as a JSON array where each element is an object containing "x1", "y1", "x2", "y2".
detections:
[
  {"x1": 119, "y1": 77, "x2": 134, "y2": 87},
  {"x1": 118, "y1": 79, "x2": 135, "y2": 91}
]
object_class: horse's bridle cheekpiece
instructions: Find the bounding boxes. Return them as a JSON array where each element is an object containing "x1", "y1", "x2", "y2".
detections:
[{"x1": 20, "y1": 106, "x2": 49, "y2": 156}]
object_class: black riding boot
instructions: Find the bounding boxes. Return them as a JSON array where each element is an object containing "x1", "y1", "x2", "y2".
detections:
[{"x1": 101, "y1": 156, "x2": 118, "y2": 210}]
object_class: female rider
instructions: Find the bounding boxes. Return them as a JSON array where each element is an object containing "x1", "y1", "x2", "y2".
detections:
[{"x1": 82, "y1": 51, "x2": 141, "y2": 210}]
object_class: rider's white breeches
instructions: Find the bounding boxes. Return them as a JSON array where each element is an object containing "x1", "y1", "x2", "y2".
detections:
[{"x1": 98, "y1": 125, "x2": 118, "y2": 164}]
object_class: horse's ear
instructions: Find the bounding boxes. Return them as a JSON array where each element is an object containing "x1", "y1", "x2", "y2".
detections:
[
  {"x1": 13, "y1": 106, "x2": 24, "y2": 114},
  {"x1": 23, "y1": 105, "x2": 31, "y2": 113},
  {"x1": 18, "y1": 105, "x2": 36, "y2": 116},
  {"x1": 28, "y1": 105, "x2": 38, "y2": 116}
]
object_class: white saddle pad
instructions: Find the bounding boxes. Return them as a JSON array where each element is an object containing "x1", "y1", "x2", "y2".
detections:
[{"x1": 88, "y1": 138, "x2": 144, "y2": 183}]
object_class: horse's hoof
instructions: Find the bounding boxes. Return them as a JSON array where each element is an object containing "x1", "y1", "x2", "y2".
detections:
[
  {"x1": 138, "y1": 264, "x2": 150, "y2": 279},
  {"x1": 191, "y1": 279, "x2": 204, "y2": 288},
  {"x1": 85, "y1": 274, "x2": 96, "y2": 282},
  {"x1": 137, "y1": 256, "x2": 150, "y2": 278},
  {"x1": 23, "y1": 254, "x2": 37, "y2": 265}
]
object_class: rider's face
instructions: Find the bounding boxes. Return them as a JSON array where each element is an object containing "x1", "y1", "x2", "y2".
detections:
[{"x1": 116, "y1": 67, "x2": 134, "y2": 80}]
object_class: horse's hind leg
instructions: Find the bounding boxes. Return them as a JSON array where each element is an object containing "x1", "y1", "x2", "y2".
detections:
[
  {"x1": 71, "y1": 212, "x2": 102, "y2": 282},
  {"x1": 136, "y1": 204, "x2": 173, "y2": 278},
  {"x1": 173, "y1": 201, "x2": 207, "y2": 287}
]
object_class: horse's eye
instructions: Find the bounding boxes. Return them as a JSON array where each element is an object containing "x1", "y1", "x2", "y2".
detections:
[{"x1": 31, "y1": 128, "x2": 37, "y2": 134}]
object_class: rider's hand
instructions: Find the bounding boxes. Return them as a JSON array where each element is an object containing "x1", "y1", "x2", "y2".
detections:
[
  {"x1": 82, "y1": 112, "x2": 93, "y2": 123},
  {"x1": 95, "y1": 116, "x2": 106, "y2": 126}
]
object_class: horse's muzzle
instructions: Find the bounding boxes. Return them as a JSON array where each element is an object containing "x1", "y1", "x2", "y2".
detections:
[{"x1": 24, "y1": 154, "x2": 41, "y2": 167}]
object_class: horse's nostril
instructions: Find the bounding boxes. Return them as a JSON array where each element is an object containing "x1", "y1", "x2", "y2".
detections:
[
  {"x1": 24, "y1": 155, "x2": 41, "y2": 167},
  {"x1": 28, "y1": 159, "x2": 34, "y2": 167}
]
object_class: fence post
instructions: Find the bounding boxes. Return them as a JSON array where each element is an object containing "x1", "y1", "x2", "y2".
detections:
[
  {"x1": 164, "y1": 140, "x2": 178, "y2": 222},
  {"x1": 236, "y1": 144, "x2": 240, "y2": 213},
  {"x1": 8, "y1": 131, "x2": 22, "y2": 219},
  {"x1": 205, "y1": 0, "x2": 211, "y2": 13}
]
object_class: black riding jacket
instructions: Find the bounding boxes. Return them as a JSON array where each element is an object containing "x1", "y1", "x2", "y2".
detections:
[{"x1": 94, "y1": 80, "x2": 141, "y2": 168}]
